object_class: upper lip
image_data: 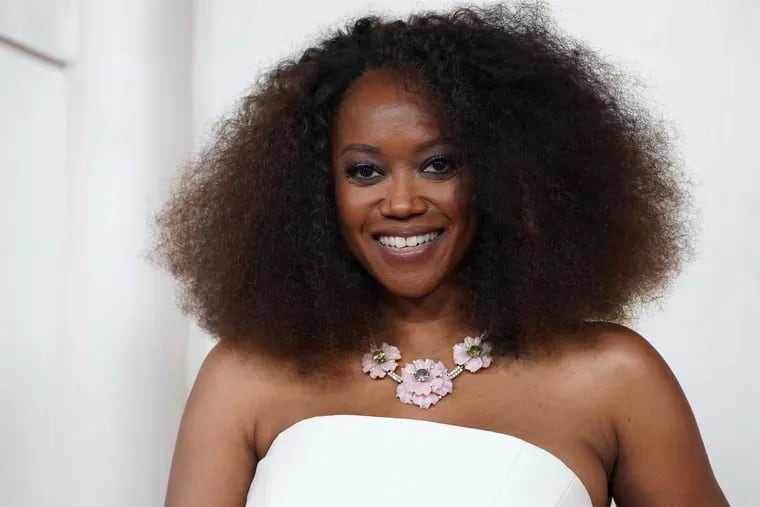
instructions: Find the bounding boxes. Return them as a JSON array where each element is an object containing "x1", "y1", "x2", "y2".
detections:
[{"x1": 371, "y1": 226, "x2": 444, "y2": 238}]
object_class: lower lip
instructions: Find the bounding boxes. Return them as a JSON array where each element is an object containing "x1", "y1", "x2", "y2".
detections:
[{"x1": 374, "y1": 233, "x2": 443, "y2": 263}]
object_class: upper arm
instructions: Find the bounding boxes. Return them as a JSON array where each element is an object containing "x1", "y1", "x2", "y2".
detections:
[
  {"x1": 165, "y1": 342, "x2": 260, "y2": 507},
  {"x1": 603, "y1": 327, "x2": 728, "y2": 506}
]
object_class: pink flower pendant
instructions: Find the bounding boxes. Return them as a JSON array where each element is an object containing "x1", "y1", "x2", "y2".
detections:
[
  {"x1": 452, "y1": 335, "x2": 493, "y2": 372},
  {"x1": 361, "y1": 343, "x2": 401, "y2": 379},
  {"x1": 395, "y1": 359, "x2": 453, "y2": 409}
]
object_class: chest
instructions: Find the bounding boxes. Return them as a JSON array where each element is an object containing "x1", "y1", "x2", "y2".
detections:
[{"x1": 254, "y1": 363, "x2": 615, "y2": 507}]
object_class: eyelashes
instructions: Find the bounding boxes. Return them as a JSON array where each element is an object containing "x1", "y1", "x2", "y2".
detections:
[
  {"x1": 421, "y1": 155, "x2": 457, "y2": 176},
  {"x1": 344, "y1": 155, "x2": 458, "y2": 184},
  {"x1": 345, "y1": 163, "x2": 382, "y2": 181}
]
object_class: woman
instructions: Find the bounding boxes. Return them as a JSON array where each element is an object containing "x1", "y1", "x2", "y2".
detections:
[{"x1": 157, "y1": 4, "x2": 728, "y2": 506}]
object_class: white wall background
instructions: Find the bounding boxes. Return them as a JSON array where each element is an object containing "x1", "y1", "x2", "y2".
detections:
[
  {"x1": 1, "y1": 1, "x2": 757, "y2": 506},
  {"x1": 0, "y1": 32, "x2": 67, "y2": 507},
  {"x1": 1, "y1": 1, "x2": 191, "y2": 506}
]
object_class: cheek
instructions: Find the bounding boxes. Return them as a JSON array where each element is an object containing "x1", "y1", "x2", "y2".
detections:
[
  {"x1": 334, "y1": 181, "x2": 370, "y2": 238},
  {"x1": 430, "y1": 180, "x2": 473, "y2": 225}
]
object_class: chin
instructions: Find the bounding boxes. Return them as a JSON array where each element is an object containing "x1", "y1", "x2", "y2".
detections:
[{"x1": 375, "y1": 275, "x2": 446, "y2": 300}]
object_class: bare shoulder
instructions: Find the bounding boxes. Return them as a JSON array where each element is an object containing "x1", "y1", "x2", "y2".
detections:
[
  {"x1": 165, "y1": 341, "x2": 272, "y2": 507},
  {"x1": 571, "y1": 321, "x2": 729, "y2": 506},
  {"x1": 533, "y1": 321, "x2": 676, "y2": 401},
  {"x1": 195, "y1": 340, "x2": 273, "y2": 394},
  {"x1": 573, "y1": 321, "x2": 674, "y2": 384},
  {"x1": 184, "y1": 341, "x2": 273, "y2": 432}
]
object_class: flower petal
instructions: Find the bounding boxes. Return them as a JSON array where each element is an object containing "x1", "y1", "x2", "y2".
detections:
[
  {"x1": 434, "y1": 376, "x2": 453, "y2": 395},
  {"x1": 411, "y1": 381, "x2": 432, "y2": 395},
  {"x1": 382, "y1": 343, "x2": 402, "y2": 360},
  {"x1": 464, "y1": 357, "x2": 483, "y2": 372},
  {"x1": 400, "y1": 363, "x2": 416, "y2": 376},
  {"x1": 413, "y1": 393, "x2": 439, "y2": 410},
  {"x1": 452, "y1": 343, "x2": 470, "y2": 365},
  {"x1": 430, "y1": 361, "x2": 447, "y2": 376},
  {"x1": 396, "y1": 384, "x2": 414, "y2": 404},
  {"x1": 380, "y1": 359, "x2": 398, "y2": 372}
]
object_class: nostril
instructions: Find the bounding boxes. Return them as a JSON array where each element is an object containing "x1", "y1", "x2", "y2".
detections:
[{"x1": 381, "y1": 197, "x2": 427, "y2": 218}]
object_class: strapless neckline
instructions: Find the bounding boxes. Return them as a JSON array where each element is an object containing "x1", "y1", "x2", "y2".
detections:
[{"x1": 255, "y1": 413, "x2": 592, "y2": 503}]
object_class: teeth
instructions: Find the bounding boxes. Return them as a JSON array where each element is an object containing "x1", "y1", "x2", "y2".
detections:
[{"x1": 377, "y1": 231, "x2": 441, "y2": 249}]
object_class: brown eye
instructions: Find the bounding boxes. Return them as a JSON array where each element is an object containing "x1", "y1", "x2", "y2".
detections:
[
  {"x1": 421, "y1": 155, "x2": 456, "y2": 176},
  {"x1": 357, "y1": 166, "x2": 378, "y2": 178},
  {"x1": 346, "y1": 163, "x2": 383, "y2": 183}
]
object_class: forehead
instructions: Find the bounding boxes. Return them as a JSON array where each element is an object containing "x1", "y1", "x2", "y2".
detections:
[{"x1": 331, "y1": 70, "x2": 441, "y2": 146}]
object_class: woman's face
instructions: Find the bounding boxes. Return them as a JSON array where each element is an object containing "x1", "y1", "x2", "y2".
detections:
[{"x1": 331, "y1": 69, "x2": 476, "y2": 298}]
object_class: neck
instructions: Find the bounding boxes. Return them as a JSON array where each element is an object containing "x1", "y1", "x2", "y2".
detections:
[{"x1": 377, "y1": 282, "x2": 475, "y2": 360}]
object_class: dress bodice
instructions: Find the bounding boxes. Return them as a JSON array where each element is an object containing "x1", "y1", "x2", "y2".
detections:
[{"x1": 246, "y1": 414, "x2": 593, "y2": 506}]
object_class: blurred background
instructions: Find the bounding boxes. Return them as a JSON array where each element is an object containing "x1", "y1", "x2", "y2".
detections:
[{"x1": 0, "y1": 0, "x2": 757, "y2": 506}]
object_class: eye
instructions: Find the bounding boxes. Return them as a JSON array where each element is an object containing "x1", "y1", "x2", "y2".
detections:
[
  {"x1": 345, "y1": 163, "x2": 384, "y2": 183},
  {"x1": 420, "y1": 155, "x2": 456, "y2": 177}
]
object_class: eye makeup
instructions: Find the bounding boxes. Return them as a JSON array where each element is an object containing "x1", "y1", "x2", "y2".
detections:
[{"x1": 343, "y1": 153, "x2": 458, "y2": 185}]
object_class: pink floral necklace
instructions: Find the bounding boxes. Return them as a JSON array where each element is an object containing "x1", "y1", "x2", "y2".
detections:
[{"x1": 361, "y1": 335, "x2": 493, "y2": 410}]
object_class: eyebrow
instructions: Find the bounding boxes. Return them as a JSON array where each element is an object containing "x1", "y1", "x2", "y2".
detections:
[{"x1": 338, "y1": 136, "x2": 452, "y2": 156}]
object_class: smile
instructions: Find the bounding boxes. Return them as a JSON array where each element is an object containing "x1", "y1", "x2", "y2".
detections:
[{"x1": 374, "y1": 230, "x2": 443, "y2": 250}]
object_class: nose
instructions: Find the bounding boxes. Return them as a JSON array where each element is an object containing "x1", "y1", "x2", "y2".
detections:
[{"x1": 378, "y1": 174, "x2": 427, "y2": 219}]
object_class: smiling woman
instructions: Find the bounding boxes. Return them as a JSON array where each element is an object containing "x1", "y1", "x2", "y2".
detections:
[{"x1": 154, "y1": 3, "x2": 728, "y2": 507}]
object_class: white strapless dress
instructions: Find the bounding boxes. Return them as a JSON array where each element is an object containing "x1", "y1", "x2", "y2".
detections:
[{"x1": 246, "y1": 414, "x2": 593, "y2": 506}]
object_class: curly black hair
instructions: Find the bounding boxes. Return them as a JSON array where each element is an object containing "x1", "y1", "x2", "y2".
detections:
[{"x1": 151, "y1": 3, "x2": 692, "y2": 373}]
